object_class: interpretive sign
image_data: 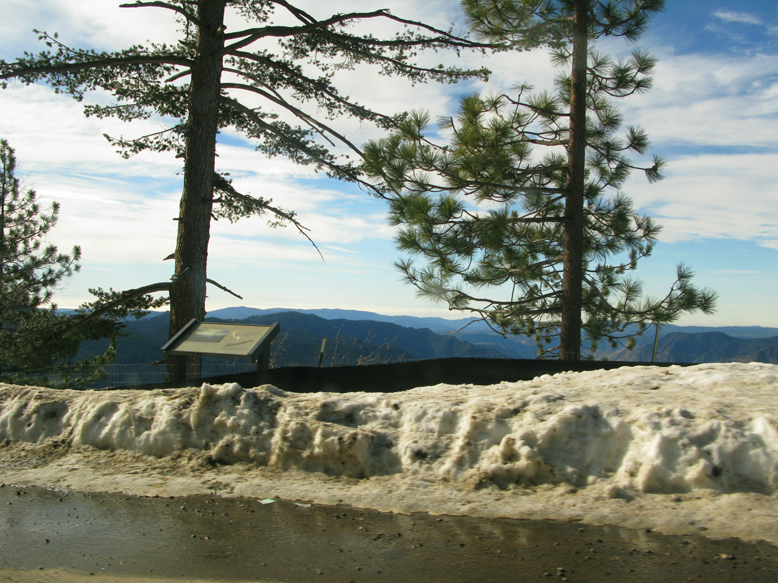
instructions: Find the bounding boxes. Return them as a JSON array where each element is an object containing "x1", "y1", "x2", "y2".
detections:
[{"x1": 162, "y1": 320, "x2": 280, "y2": 362}]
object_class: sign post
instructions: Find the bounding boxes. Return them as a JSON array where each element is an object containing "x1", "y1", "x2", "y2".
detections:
[{"x1": 162, "y1": 320, "x2": 280, "y2": 385}]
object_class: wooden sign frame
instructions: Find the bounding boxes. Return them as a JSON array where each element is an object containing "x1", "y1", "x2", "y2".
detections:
[{"x1": 162, "y1": 319, "x2": 280, "y2": 362}]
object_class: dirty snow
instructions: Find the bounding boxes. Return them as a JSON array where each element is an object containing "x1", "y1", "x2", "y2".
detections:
[{"x1": 2, "y1": 362, "x2": 778, "y2": 544}]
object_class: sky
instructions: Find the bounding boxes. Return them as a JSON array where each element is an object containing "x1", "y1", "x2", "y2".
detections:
[{"x1": 0, "y1": 0, "x2": 776, "y2": 327}]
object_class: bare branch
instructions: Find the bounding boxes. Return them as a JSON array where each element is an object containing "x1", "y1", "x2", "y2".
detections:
[
  {"x1": 119, "y1": 1, "x2": 202, "y2": 26},
  {"x1": 220, "y1": 94, "x2": 382, "y2": 196},
  {"x1": 270, "y1": 0, "x2": 317, "y2": 25},
  {"x1": 225, "y1": 51, "x2": 393, "y2": 122},
  {"x1": 224, "y1": 8, "x2": 496, "y2": 54},
  {"x1": 165, "y1": 68, "x2": 191, "y2": 83},
  {"x1": 221, "y1": 81, "x2": 361, "y2": 153},
  {"x1": 206, "y1": 278, "x2": 242, "y2": 299},
  {"x1": 224, "y1": 9, "x2": 391, "y2": 50},
  {"x1": 453, "y1": 288, "x2": 560, "y2": 307},
  {"x1": 211, "y1": 176, "x2": 326, "y2": 261}
]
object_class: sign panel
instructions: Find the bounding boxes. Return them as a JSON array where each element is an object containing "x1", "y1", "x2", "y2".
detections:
[{"x1": 162, "y1": 320, "x2": 280, "y2": 361}]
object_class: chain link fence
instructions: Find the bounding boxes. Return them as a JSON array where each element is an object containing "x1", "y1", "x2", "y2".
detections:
[{"x1": 10, "y1": 361, "x2": 260, "y2": 390}]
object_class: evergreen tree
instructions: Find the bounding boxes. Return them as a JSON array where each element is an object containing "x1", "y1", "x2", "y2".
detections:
[
  {"x1": 0, "y1": 0, "x2": 490, "y2": 379},
  {"x1": 0, "y1": 140, "x2": 79, "y2": 322},
  {"x1": 0, "y1": 139, "x2": 160, "y2": 387},
  {"x1": 363, "y1": 0, "x2": 717, "y2": 359}
]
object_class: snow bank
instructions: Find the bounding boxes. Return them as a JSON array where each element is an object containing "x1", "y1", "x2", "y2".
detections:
[{"x1": 2, "y1": 362, "x2": 778, "y2": 543}]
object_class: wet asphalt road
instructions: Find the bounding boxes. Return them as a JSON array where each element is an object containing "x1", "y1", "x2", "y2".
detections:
[{"x1": 1, "y1": 485, "x2": 778, "y2": 582}]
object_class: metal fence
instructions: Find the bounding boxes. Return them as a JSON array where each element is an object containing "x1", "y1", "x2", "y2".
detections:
[{"x1": 12, "y1": 361, "x2": 260, "y2": 390}]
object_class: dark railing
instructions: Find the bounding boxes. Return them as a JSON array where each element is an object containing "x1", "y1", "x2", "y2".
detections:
[
  {"x1": 11, "y1": 361, "x2": 258, "y2": 390},
  {"x1": 111, "y1": 357, "x2": 689, "y2": 394}
]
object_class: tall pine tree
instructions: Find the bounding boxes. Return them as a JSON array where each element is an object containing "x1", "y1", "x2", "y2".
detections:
[
  {"x1": 363, "y1": 0, "x2": 717, "y2": 359},
  {"x1": 1, "y1": 0, "x2": 490, "y2": 378},
  {"x1": 0, "y1": 139, "x2": 161, "y2": 387}
]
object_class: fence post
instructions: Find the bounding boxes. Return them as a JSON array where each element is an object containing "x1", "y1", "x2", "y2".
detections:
[{"x1": 652, "y1": 322, "x2": 661, "y2": 363}]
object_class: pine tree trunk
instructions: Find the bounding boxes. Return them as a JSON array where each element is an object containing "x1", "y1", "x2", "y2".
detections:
[
  {"x1": 559, "y1": 0, "x2": 589, "y2": 361},
  {"x1": 166, "y1": 0, "x2": 226, "y2": 381}
]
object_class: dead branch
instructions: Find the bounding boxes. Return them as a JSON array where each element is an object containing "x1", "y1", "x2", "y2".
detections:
[{"x1": 206, "y1": 278, "x2": 243, "y2": 300}]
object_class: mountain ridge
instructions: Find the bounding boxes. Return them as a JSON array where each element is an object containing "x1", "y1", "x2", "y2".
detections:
[
  {"x1": 73, "y1": 307, "x2": 778, "y2": 367},
  {"x1": 76, "y1": 310, "x2": 505, "y2": 369},
  {"x1": 609, "y1": 331, "x2": 778, "y2": 364},
  {"x1": 206, "y1": 306, "x2": 778, "y2": 339}
]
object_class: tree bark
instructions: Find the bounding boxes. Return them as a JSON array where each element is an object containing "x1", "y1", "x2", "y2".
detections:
[
  {"x1": 167, "y1": 0, "x2": 226, "y2": 381},
  {"x1": 559, "y1": 0, "x2": 589, "y2": 361}
]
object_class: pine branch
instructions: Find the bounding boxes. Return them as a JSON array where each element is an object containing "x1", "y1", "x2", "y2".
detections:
[
  {"x1": 270, "y1": 0, "x2": 318, "y2": 25},
  {"x1": 221, "y1": 64, "x2": 395, "y2": 127},
  {"x1": 221, "y1": 82, "x2": 360, "y2": 153},
  {"x1": 59, "y1": 281, "x2": 172, "y2": 336},
  {"x1": 119, "y1": 1, "x2": 202, "y2": 27},
  {"x1": 211, "y1": 177, "x2": 325, "y2": 261},
  {"x1": 1, "y1": 54, "x2": 192, "y2": 81},
  {"x1": 220, "y1": 94, "x2": 381, "y2": 194},
  {"x1": 224, "y1": 9, "x2": 392, "y2": 49}
]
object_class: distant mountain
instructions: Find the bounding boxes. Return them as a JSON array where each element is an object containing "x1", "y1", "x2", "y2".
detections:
[
  {"x1": 206, "y1": 307, "x2": 778, "y2": 339},
  {"x1": 221, "y1": 311, "x2": 503, "y2": 364},
  {"x1": 651, "y1": 326, "x2": 778, "y2": 340},
  {"x1": 206, "y1": 306, "x2": 778, "y2": 362},
  {"x1": 74, "y1": 306, "x2": 778, "y2": 367},
  {"x1": 605, "y1": 331, "x2": 778, "y2": 364},
  {"x1": 76, "y1": 313, "x2": 171, "y2": 365},
  {"x1": 206, "y1": 306, "x2": 488, "y2": 334},
  {"x1": 452, "y1": 331, "x2": 538, "y2": 359},
  {"x1": 76, "y1": 310, "x2": 504, "y2": 368}
]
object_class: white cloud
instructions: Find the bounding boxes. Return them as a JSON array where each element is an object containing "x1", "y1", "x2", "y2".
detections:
[
  {"x1": 713, "y1": 10, "x2": 763, "y2": 26},
  {"x1": 2, "y1": 0, "x2": 778, "y2": 325},
  {"x1": 36, "y1": 175, "x2": 181, "y2": 266},
  {"x1": 0, "y1": 93, "x2": 395, "y2": 288},
  {"x1": 626, "y1": 153, "x2": 778, "y2": 244},
  {"x1": 211, "y1": 206, "x2": 393, "y2": 247},
  {"x1": 0, "y1": 84, "x2": 182, "y2": 180},
  {"x1": 622, "y1": 51, "x2": 778, "y2": 148},
  {"x1": 609, "y1": 48, "x2": 778, "y2": 249}
]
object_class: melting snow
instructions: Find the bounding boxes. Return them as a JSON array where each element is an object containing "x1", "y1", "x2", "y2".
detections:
[{"x1": 2, "y1": 362, "x2": 778, "y2": 544}]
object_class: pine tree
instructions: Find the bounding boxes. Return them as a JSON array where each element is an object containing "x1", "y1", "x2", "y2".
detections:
[
  {"x1": 0, "y1": 139, "x2": 78, "y2": 317},
  {"x1": 0, "y1": 139, "x2": 166, "y2": 387},
  {"x1": 363, "y1": 0, "x2": 717, "y2": 359},
  {"x1": 1, "y1": 0, "x2": 490, "y2": 378},
  {"x1": 0, "y1": 139, "x2": 115, "y2": 386}
]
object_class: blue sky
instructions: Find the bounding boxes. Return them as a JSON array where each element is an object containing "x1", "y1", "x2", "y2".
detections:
[{"x1": 0, "y1": 0, "x2": 776, "y2": 327}]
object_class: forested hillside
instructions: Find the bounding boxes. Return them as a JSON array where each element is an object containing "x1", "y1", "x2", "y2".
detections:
[
  {"x1": 607, "y1": 332, "x2": 778, "y2": 364},
  {"x1": 77, "y1": 311, "x2": 503, "y2": 368},
  {"x1": 75, "y1": 309, "x2": 778, "y2": 368}
]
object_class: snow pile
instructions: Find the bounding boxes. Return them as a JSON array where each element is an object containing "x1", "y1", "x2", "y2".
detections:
[{"x1": 2, "y1": 362, "x2": 778, "y2": 543}]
